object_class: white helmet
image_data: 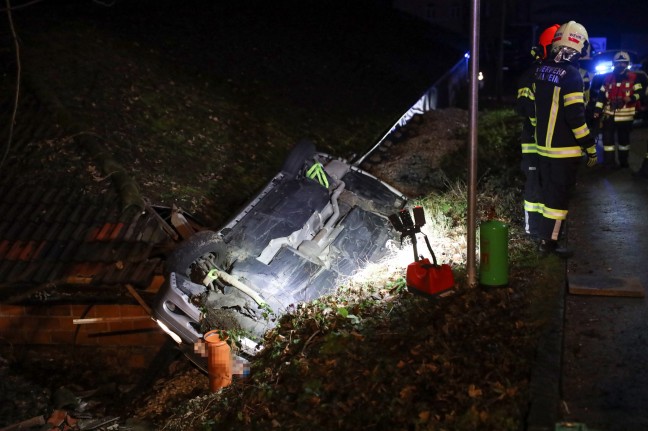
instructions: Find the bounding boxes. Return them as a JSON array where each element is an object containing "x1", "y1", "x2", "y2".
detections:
[
  {"x1": 551, "y1": 21, "x2": 589, "y2": 56},
  {"x1": 614, "y1": 51, "x2": 631, "y2": 73},
  {"x1": 614, "y1": 51, "x2": 631, "y2": 63}
]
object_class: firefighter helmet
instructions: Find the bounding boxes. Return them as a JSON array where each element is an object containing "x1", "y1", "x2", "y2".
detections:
[
  {"x1": 613, "y1": 51, "x2": 631, "y2": 63},
  {"x1": 551, "y1": 21, "x2": 589, "y2": 56},
  {"x1": 537, "y1": 24, "x2": 560, "y2": 59},
  {"x1": 613, "y1": 51, "x2": 631, "y2": 73}
]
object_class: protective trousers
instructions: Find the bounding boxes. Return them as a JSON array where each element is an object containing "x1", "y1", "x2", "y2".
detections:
[
  {"x1": 537, "y1": 156, "x2": 580, "y2": 242},
  {"x1": 522, "y1": 153, "x2": 541, "y2": 237},
  {"x1": 602, "y1": 117, "x2": 633, "y2": 167}
]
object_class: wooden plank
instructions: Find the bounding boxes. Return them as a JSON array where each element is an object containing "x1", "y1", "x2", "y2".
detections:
[
  {"x1": 568, "y1": 275, "x2": 645, "y2": 297},
  {"x1": 73, "y1": 316, "x2": 152, "y2": 325},
  {"x1": 125, "y1": 283, "x2": 152, "y2": 315}
]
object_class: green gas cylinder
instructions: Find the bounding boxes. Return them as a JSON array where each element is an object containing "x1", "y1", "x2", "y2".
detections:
[{"x1": 479, "y1": 220, "x2": 509, "y2": 286}]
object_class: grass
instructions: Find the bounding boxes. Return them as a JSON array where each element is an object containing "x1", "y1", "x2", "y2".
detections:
[{"x1": 149, "y1": 109, "x2": 560, "y2": 431}]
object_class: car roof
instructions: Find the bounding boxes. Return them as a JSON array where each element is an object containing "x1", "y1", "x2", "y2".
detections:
[{"x1": 590, "y1": 49, "x2": 639, "y2": 61}]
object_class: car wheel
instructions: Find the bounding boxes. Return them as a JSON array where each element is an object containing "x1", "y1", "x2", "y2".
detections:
[
  {"x1": 165, "y1": 230, "x2": 228, "y2": 285},
  {"x1": 281, "y1": 139, "x2": 316, "y2": 175}
]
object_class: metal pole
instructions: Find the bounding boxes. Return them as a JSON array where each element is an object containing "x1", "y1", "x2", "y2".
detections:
[{"x1": 467, "y1": 0, "x2": 480, "y2": 287}]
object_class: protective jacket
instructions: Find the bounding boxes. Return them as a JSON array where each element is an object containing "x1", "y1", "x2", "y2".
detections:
[
  {"x1": 533, "y1": 59, "x2": 594, "y2": 159},
  {"x1": 595, "y1": 70, "x2": 643, "y2": 122},
  {"x1": 516, "y1": 63, "x2": 539, "y2": 156}
]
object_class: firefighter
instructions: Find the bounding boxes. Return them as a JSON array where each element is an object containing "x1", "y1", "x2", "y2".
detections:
[
  {"x1": 515, "y1": 24, "x2": 559, "y2": 239},
  {"x1": 532, "y1": 21, "x2": 597, "y2": 257},
  {"x1": 593, "y1": 51, "x2": 644, "y2": 168}
]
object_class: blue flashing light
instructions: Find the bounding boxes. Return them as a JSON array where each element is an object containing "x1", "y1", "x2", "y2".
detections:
[{"x1": 595, "y1": 61, "x2": 613, "y2": 75}]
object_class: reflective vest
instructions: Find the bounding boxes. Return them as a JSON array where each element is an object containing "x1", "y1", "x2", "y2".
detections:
[{"x1": 596, "y1": 71, "x2": 642, "y2": 122}]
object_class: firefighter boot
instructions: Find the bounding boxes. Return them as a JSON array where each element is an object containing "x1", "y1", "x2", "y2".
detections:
[
  {"x1": 618, "y1": 150, "x2": 629, "y2": 168},
  {"x1": 602, "y1": 150, "x2": 617, "y2": 169},
  {"x1": 538, "y1": 239, "x2": 574, "y2": 259}
]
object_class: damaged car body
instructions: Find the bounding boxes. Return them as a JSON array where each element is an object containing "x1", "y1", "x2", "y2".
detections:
[{"x1": 152, "y1": 139, "x2": 407, "y2": 370}]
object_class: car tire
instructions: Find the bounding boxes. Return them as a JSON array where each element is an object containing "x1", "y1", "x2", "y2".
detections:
[
  {"x1": 281, "y1": 139, "x2": 316, "y2": 175},
  {"x1": 165, "y1": 230, "x2": 228, "y2": 283}
]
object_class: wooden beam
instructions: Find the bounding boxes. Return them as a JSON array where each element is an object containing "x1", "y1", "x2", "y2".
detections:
[
  {"x1": 73, "y1": 316, "x2": 152, "y2": 325},
  {"x1": 568, "y1": 275, "x2": 645, "y2": 298},
  {"x1": 125, "y1": 283, "x2": 152, "y2": 315}
]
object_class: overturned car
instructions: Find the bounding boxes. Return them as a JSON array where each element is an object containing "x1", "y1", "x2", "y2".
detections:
[{"x1": 152, "y1": 140, "x2": 407, "y2": 369}]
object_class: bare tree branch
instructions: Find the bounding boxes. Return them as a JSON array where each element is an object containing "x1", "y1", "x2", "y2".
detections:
[
  {"x1": 0, "y1": 0, "x2": 45, "y2": 12},
  {"x1": 1, "y1": 0, "x2": 21, "y2": 172}
]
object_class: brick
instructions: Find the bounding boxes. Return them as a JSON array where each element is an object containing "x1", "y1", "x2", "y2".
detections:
[
  {"x1": 73, "y1": 330, "x2": 94, "y2": 346},
  {"x1": 0, "y1": 329, "x2": 24, "y2": 343},
  {"x1": 71, "y1": 304, "x2": 93, "y2": 317},
  {"x1": 0, "y1": 304, "x2": 25, "y2": 316},
  {"x1": 93, "y1": 305, "x2": 122, "y2": 318},
  {"x1": 121, "y1": 305, "x2": 149, "y2": 317},
  {"x1": 29, "y1": 305, "x2": 50, "y2": 317},
  {"x1": 29, "y1": 330, "x2": 52, "y2": 345},
  {"x1": 144, "y1": 332, "x2": 168, "y2": 346},
  {"x1": 38, "y1": 316, "x2": 63, "y2": 330},
  {"x1": 58, "y1": 317, "x2": 76, "y2": 331},
  {"x1": 17, "y1": 316, "x2": 41, "y2": 332},
  {"x1": 48, "y1": 305, "x2": 73, "y2": 317},
  {"x1": 50, "y1": 330, "x2": 76, "y2": 345},
  {"x1": 108, "y1": 321, "x2": 136, "y2": 332}
]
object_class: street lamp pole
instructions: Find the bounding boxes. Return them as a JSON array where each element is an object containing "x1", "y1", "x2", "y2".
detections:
[{"x1": 467, "y1": 0, "x2": 480, "y2": 287}]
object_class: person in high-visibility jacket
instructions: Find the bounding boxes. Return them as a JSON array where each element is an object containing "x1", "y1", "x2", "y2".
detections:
[
  {"x1": 532, "y1": 21, "x2": 597, "y2": 257},
  {"x1": 515, "y1": 24, "x2": 559, "y2": 239},
  {"x1": 593, "y1": 51, "x2": 645, "y2": 168}
]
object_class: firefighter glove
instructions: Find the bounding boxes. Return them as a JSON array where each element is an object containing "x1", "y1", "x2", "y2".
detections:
[{"x1": 585, "y1": 145, "x2": 597, "y2": 168}]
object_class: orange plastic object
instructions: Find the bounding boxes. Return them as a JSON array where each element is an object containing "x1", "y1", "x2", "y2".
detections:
[
  {"x1": 406, "y1": 258, "x2": 455, "y2": 297},
  {"x1": 203, "y1": 330, "x2": 232, "y2": 391}
]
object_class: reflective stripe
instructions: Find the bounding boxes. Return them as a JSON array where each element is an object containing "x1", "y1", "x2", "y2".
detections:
[
  {"x1": 564, "y1": 92, "x2": 584, "y2": 106},
  {"x1": 530, "y1": 117, "x2": 537, "y2": 126},
  {"x1": 604, "y1": 106, "x2": 636, "y2": 121},
  {"x1": 517, "y1": 87, "x2": 532, "y2": 98},
  {"x1": 619, "y1": 145, "x2": 631, "y2": 151},
  {"x1": 542, "y1": 205, "x2": 568, "y2": 220},
  {"x1": 524, "y1": 200, "x2": 542, "y2": 213},
  {"x1": 545, "y1": 87, "x2": 561, "y2": 148},
  {"x1": 537, "y1": 145, "x2": 582, "y2": 158},
  {"x1": 603, "y1": 145, "x2": 616, "y2": 151},
  {"x1": 521, "y1": 143, "x2": 537, "y2": 154},
  {"x1": 571, "y1": 123, "x2": 590, "y2": 139}
]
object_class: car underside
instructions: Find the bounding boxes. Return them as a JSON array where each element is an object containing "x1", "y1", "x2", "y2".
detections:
[{"x1": 152, "y1": 139, "x2": 408, "y2": 370}]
